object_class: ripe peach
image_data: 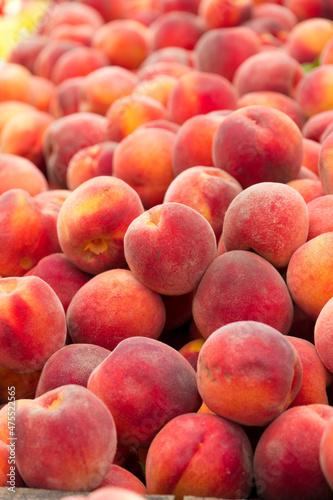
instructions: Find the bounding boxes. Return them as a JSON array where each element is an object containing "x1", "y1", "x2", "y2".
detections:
[
  {"x1": 178, "y1": 338, "x2": 205, "y2": 371},
  {"x1": 34, "y1": 189, "x2": 72, "y2": 208},
  {"x1": 192, "y1": 250, "x2": 294, "y2": 339},
  {"x1": 49, "y1": 76, "x2": 85, "y2": 118},
  {"x1": 296, "y1": 65, "x2": 333, "y2": 118},
  {"x1": 197, "y1": 321, "x2": 302, "y2": 426},
  {"x1": 33, "y1": 40, "x2": 81, "y2": 80},
  {"x1": 194, "y1": 26, "x2": 261, "y2": 81},
  {"x1": 283, "y1": 0, "x2": 333, "y2": 20},
  {"x1": 74, "y1": 0, "x2": 126, "y2": 21},
  {"x1": 167, "y1": 70, "x2": 238, "y2": 124},
  {"x1": 16, "y1": 385, "x2": 117, "y2": 491},
  {"x1": 286, "y1": 232, "x2": 333, "y2": 320},
  {"x1": 286, "y1": 17, "x2": 333, "y2": 63},
  {"x1": 124, "y1": 202, "x2": 217, "y2": 295},
  {"x1": 0, "y1": 101, "x2": 35, "y2": 136},
  {"x1": 302, "y1": 138, "x2": 320, "y2": 174},
  {"x1": 98, "y1": 465, "x2": 147, "y2": 494},
  {"x1": 0, "y1": 153, "x2": 48, "y2": 196},
  {"x1": 302, "y1": 109, "x2": 333, "y2": 142},
  {"x1": 198, "y1": 0, "x2": 253, "y2": 29},
  {"x1": 0, "y1": 275, "x2": 66, "y2": 373},
  {"x1": 92, "y1": 19, "x2": 150, "y2": 70},
  {"x1": 252, "y1": 2, "x2": 297, "y2": 30},
  {"x1": 213, "y1": 105, "x2": 304, "y2": 188},
  {"x1": 314, "y1": 296, "x2": 333, "y2": 374},
  {"x1": 67, "y1": 268, "x2": 166, "y2": 349},
  {"x1": 164, "y1": 166, "x2": 242, "y2": 240},
  {"x1": 66, "y1": 141, "x2": 117, "y2": 191},
  {"x1": 28, "y1": 75, "x2": 56, "y2": 113},
  {"x1": 0, "y1": 63, "x2": 32, "y2": 104},
  {"x1": 79, "y1": 66, "x2": 138, "y2": 115},
  {"x1": 307, "y1": 195, "x2": 333, "y2": 240},
  {"x1": 140, "y1": 46, "x2": 193, "y2": 67},
  {"x1": 38, "y1": 2, "x2": 104, "y2": 36},
  {"x1": 286, "y1": 178, "x2": 324, "y2": 203},
  {"x1": 113, "y1": 127, "x2": 175, "y2": 208},
  {"x1": 253, "y1": 404, "x2": 333, "y2": 500},
  {"x1": 8, "y1": 35, "x2": 48, "y2": 74},
  {"x1": 43, "y1": 112, "x2": 108, "y2": 188},
  {"x1": 149, "y1": 11, "x2": 206, "y2": 50},
  {"x1": 87, "y1": 337, "x2": 201, "y2": 447},
  {"x1": 145, "y1": 412, "x2": 253, "y2": 499},
  {"x1": 57, "y1": 176, "x2": 144, "y2": 274},
  {"x1": 132, "y1": 74, "x2": 177, "y2": 107},
  {"x1": 50, "y1": 46, "x2": 109, "y2": 85}
]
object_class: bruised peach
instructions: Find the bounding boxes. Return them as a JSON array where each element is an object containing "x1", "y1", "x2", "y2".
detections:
[
  {"x1": 124, "y1": 202, "x2": 217, "y2": 296},
  {"x1": 16, "y1": 385, "x2": 117, "y2": 491},
  {"x1": 87, "y1": 337, "x2": 201, "y2": 448},
  {"x1": 193, "y1": 250, "x2": 294, "y2": 339},
  {"x1": 66, "y1": 268, "x2": 166, "y2": 350},
  {"x1": 145, "y1": 412, "x2": 253, "y2": 499}
]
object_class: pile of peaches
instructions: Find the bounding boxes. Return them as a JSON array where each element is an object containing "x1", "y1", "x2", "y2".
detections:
[{"x1": 2, "y1": 0, "x2": 333, "y2": 498}]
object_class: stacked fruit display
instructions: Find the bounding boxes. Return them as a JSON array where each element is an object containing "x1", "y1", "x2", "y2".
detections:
[{"x1": 2, "y1": 0, "x2": 333, "y2": 499}]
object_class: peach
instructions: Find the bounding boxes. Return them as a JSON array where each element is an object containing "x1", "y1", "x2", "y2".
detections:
[
  {"x1": 113, "y1": 127, "x2": 175, "y2": 208},
  {"x1": 286, "y1": 17, "x2": 333, "y2": 63},
  {"x1": 106, "y1": 94, "x2": 166, "y2": 142},
  {"x1": 0, "y1": 110, "x2": 53, "y2": 174},
  {"x1": 149, "y1": 11, "x2": 206, "y2": 50},
  {"x1": 320, "y1": 417, "x2": 333, "y2": 492},
  {"x1": 49, "y1": 76, "x2": 85, "y2": 118},
  {"x1": 302, "y1": 109, "x2": 333, "y2": 142},
  {"x1": 137, "y1": 118, "x2": 180, "y2": 133},
  {"x1": 132, "y1": 74, "x2": 177, "y2": 107},
  {"x1": 35, "y1": 343, "x2": 110, "y2": 397},
  {"x1": 24, "y1": 252, "x2": 91, "y2": 312},
  {"x1": 253, "y1": 404, "x2": 333, "y2": 500},
  {"x1": 0, "y1": 189, "x2": 61, "y2": 277},
  {"x1": 124, "y1": 202, "x2": 217, "y2": 295},
  {"x1": 286, "y1": 232, "x2": 333, "y2": 320},
  {"x1": 140, "y1": 46, "x2": 193, "y2": 67},
  {"x1": 192, "y1": 250, "x2": 294, "y2": 339},
  {"x1": 0, "y1": 63, "x2": 32, "y2": 104},
  {"x1": 242, "y1": 16, "x2": 288, "y2": 48},
  {"x1": 286, "y1": 178, "x2": 324, "y2": 203},
  {"x1": 43, "y1": 112, "x2": 108, "y2": 188},
  {"x1": 98, "y1": 465, "x2": 147, "y2": 494},
  {"x1": 222, "y1": 182, "x2": 309, "y2": 268},
  {"x1": 237, "y1": 91, "x2": 306, "y2": 129},
  {"x1": 57, "y1": 176, "x2": 144, "y2": 274},
  {"x1": 319, "y1": 132, "x2": 333, "y2": 194},
  {"x1": 74, "y1": 0, "x2": 126, "y2": 21},
  {"x1": 213, "y1": 105, "x2": 304, "y2": 188},
  {"x1": 79, "y1": 66, "x2": 139, "y2": 115},
  {"x1": 137, "y1": 60, "x2": 193, "y2": 81},
  {"x1": 34, "y1": 189, "x2": 72, "y2": 208},
  {"x1": 8, "y1": 35, "x2": 48, "y2": 74},
  {"x1": 48, "y1": 23, "x2": 97, "y2": 46},
  {"x1": 87, "y1": 336, "x2": 201, "y2": 447},
  {"x1": 164, "y1": 165, "x2": 243, "y2": 240},
  {"x1": 252, "y1": 2, "x2": 298, "y2": 30},
  {"x1": 296, "y1": 65, "x2": 333, "y2": 118},
  {"x1": 0, "y1": 153, "x2": 48, "y2": 196},
  {"x1": 0, "y1": 101, "x2": 35, "y2": 136},
  {"x1": 172, "y1": 113, "x2": 227, "y2": 176},
  {"x1": 307, "y1": 195, "x2": 333, "y2": 240},
  {"x1": 156, "y1": 0, "x2": 201, "y2": 13},
  {"x1": 38, "y1": 2, "x2": 104, "y2": 36},
  {"x1": 302, "y1": 137, "x2": 320, "y2": 174},
  {"x1": 287, "y1": 336, "x2": 332, "y2": 407},
  {"x1": 145, "y1": 412, "x2": 253, "y2": 499},
  {"x1": 198, "y1": 0, "x2": 253, "y2": 29},
  {"x1": 50, "y1": 46, "x2": 109, "y2": 85},
  {"x1": 0, "y1": 399, "x2": 32, "y2": 444},
  {"x1": 283, "y1": 0, "x2": 333, "y2": 21},
  {"x1": 0, "y1": 367, "x2": 41, "y2": 405},
  {"x1": 92, "y1": 19, "x2": 150, "y2": 70},
  {"x1": 194, "y1": 26, "x2": 261, "y2": 81},
  {"x1": 314, "y1": 296, "x2": 333, "y2": 374},
  {"x1": 232, "y1": 50, "x2": 305, "y2": 97},
  {"x1": 33, "y1": 40, "x2": 81, "y2": 80},
  {"x1": 16, "y1": 385, "x2": 117, "y2": 490},
  {"x1": 0, "y1": 275, "x2": 66, "y2": 373},
  {"x1": 167, "y1": 70, "x2": 238, "y2": 124},
  {"x1": 28, "y1": 75, "x2": 56, "y2": 113},
  {"x1": 0, "y1": 440, "x2": 24, "y2": 488},
  {"x1": 197, "y1": 321, "x2": 302, "y2": 426},
  {"x1": 320, "y1": 36, "x2": 333, "y2": 65},
  {"x1": 67, "y1": 268, "x2": 166, "y2": 349},
  {"x1": 178, "y1": 338, "x2": 205, "y2": 371}
]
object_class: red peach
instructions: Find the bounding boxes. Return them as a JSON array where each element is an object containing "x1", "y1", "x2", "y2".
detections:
[
  {"x1": 33, "y1": 40, "x2": 82, "y2": 80},
  {"x1": 286, "y1": 178, "x2": 324, "y2": 203},
  {"x1": 149, "y1": 11, "x2": 206, "y2": 50},
  {"x1": 302, "y1": 138, "x2": 320, "y2": 174},
  {"x1": 38, "y1": 2, "x2": 104, "y2": 36},
  {"x1": 296, "y1": 65, "x2": 333, "y2": 118},
  {"x1": 50, "y1": 46, "x2": 109, "y2": 85},
  {"x1": 49, "y1": 76, "x2": 85, "y2": 118},
  {"x1": 198, "y1": 0, "x2": 253, "y2": 29},
  {"x1": 0, "y1": 153, "x2": 48, "y2": 196},
  {"x1": 307, "y1": 194, "x2": 333, "y2": 240},
  {"x1": 302, "y1": 109, "x2": 333, "y2": 142},
  {"x1": 286, "y1": 17, "x2": 333, "y2": 63},
  {"x1": 97, "y1": 465, "x2": 147, "y2": 495},
  {"x1": 8, "y1": 35, "x2": 48, "y2": 74},
  {"x1": 74, "y1": 0, "x2": 126, "y2": 21},
  {"x1": 178, "y1": 338, "x2": 205, "y2": 371}
]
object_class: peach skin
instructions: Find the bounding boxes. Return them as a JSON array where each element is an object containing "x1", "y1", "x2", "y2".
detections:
[{"x1": 307, "y1": 194, "x2": 333, "y2": 240}]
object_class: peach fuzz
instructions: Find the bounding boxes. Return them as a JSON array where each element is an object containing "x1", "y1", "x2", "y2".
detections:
[
  {"x1": 24, "y1": 252, "x2": 91, "y2": 312},
  {"x1": 62, "y1": 487, "x2": 146, "y2": 500},
  {"x1": 87, "y1": 337, "x2": 201, "y2": 448},
  {"x1": 192, "y1": 250, "x2": 294, "y2": 339},
  {"x1": 237, "y1": 91, "x2": 306, "y2": 130},
  {"x1": 286, "y1": 232, "x2": 333, "y2": 320},
  {"x1": 179, "y1": 338, "x2": 205, "y2": 371},
  {"x1": 194, "y1": 26, "x2": 261, "y2": 82},
  {"x1": 38, "y1": 2, "x2": 104, "y2": 36},
  {"x1": 124, "y1": 202, "x2": 217, "y2": 296},
  {"x1": 35, "y1": 343, "x2": 110, "y2": 397},
  {"x1": 287, "y1": 336, "x2": 332, "y2": 407},
  {"x1": 57, "y1": 176, "x2": 144, "y2": 274},
  {"x1": 149, "y1": 11, "x2": 206, "y2": 51},
  {"x1": 296, "y1": 65, "x2": 333, "y2": 118},
  {"x1": 307, "y1": 195, "x2": 333, "y2": 240},
  {"x1": 320, "y1": 417, "x2": 333, "y2": 492},
  {"x1": 232, "y1": 50, "x2": 305, "y2": 97},
  {"x1": 286, "y1": 18, "x2": 333, "y2": 63},
  {"x1": 66, "y1": 141, "x2": 117, "y2": 191},
  {"x1": 197, "y1": 321, "x2": 302, "y2": 426},
  {"x1": 106, "y1": 94, "x2": 166, "y2": 142},
  {"x1": 33, "y1": 40, "x2": 82, "y2": 80},
  {"x1": 0, "y1": 153, "x2": 47, "y2": 196},
  {"x1": 43, "y1": 112, "x2": 108, "y2": 189},
  {"x1": 50, "y1": 46, "x2": 109, "y2": 85},
  {"x1": 0, "y1": 110, "x2": 53, "y2": 173},
  {"x1": 198, "y1": 0, "x2": 253, "y2": 29},
  {"x1": 0, "y1": 367, "x2": 41, "y2": 405},
  {"x1": 67, "y1": 268, "x2": 166, "y2": 350},
  {"x1": 167, "y1": 70, "x2": 238, "y2": 125},
  {"x1": 0, "y1": 276, "x2": 66, "y2": 373},
  {"x1": 92, "y1": 19, "x2": 150, "y2": 70},
  {"x1": 222, "y1": 182, "x2": 309, "y2": 268},
  {"x1": 172, "y1": 113, "x2": 227, "y2": 176},
  {"x1": 213, "y1": 105, "x2": 304, "y2": 188},
  {"x1": 0, "y1": 440, "x2": 24, "y2": 487},
  {"x1": 79, "y1": 66, "x2": 138, "y2": 116},
  {"x1": 145, "y1": 412, "x2": 253, "y2": 499},
  {"x1": 16, "y1": 384, "x2": 117, "y2": 491},
  {"x1": 253, "y1": 404, "x2": 333, "y2": 500},
  {"x1": 113, "y1": 127, "x2": 175, "y2": 209},
  {"x1": 97, "y1": 465, "x2": 147, "y2": 494},
  {"x1": 286, "y1": 178, "x2": 324, "y2": 203},
  {"x1": 164, "y1": 166, "x2": 242, "y2": 240}
]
